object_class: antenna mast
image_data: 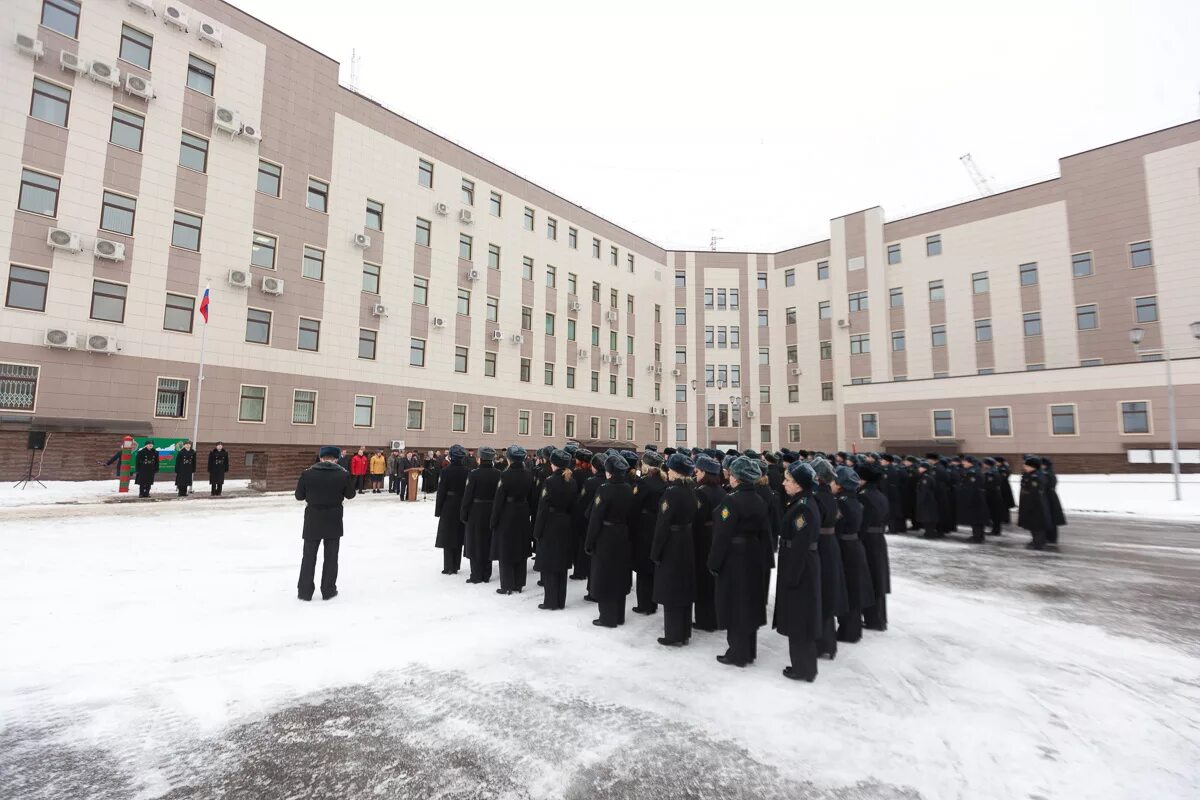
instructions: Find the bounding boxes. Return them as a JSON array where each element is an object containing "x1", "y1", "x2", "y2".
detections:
[
  {"x1": 709, "y1": 229, "x2": 723, "y2": 251},
  {"x1": 960, "y1": 153, "x2": 994, "y2": 197},
  {"x1": 349, "y1": 49, "x2": 361, "y2": 91}
]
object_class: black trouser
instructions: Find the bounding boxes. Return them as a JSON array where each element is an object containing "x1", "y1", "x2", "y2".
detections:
[
  {"x1": 969, "y1": 523, "x2": 986, "y2": 541},
  {"x1": 1046, "y1": 523, "x2": 1058, "y2": 545},
  {"x1": 837, "y1": 609, "x2": 863, "y2": 643},
  {"x1": 890, "y1": 515, "x2": 906, "y2": 534},
  {"x1": 663, "y1": 605, "x2": 691, "y2": 643},
  {"x1": 864, "y1": 596, "x2": 887, "y2": 631},
  {"x1": 788, "y1": 637, "x2": 818, "y2": 681},
  {"x1": 542, "y1": 570, "x2": 567, "y2": 609},
  {"x1": 694, "y1": 590, "x2": 718, "y2": 631},
  {"x1": 571, "y1": 538, "x2": 590, "y2": 579},
  {"x1": 989, "y1": 510, "x2": 1004, "y2": 535},
  {"x1": 469, "y1": 556, "x2": 492, "y2": 582},
  {"x1": 598, "y1": 598, "x2": 626, "y2": 626},
  {"x1": 299, "y1": 536, "x2": 340, "y2": 599},
  {"x1": 442, "y1": 546, "x2": 462, "y2": 573},
  {"x1": 499, "y1": 560, "x2": 527, "y2": 591},
  {"x1": 138, "y1": 482, "x2": 151, "y2": 498},
  {"x1": 399, "y1": 477, "x2": 408, "y2": 500},
  {"x1": 725, "y1": 626, "x2": 756, "y2": 664},
  {"x1": 635, "y1": 568, "x2": 657, "y2": 612},
  {"x1": 818, "y1": 616, "x2": 838, "y2": 658},
  {"x1": 1030, "y1": 528, "x2": 1046, "y2": 549},
  {"x1": 211, "y1": 482, "x2": 223, "y2": 496}
]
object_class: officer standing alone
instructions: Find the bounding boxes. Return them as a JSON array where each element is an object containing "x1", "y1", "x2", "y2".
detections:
[{"x1": 295, "y1": 446, "x2": 356, "y2": 601}]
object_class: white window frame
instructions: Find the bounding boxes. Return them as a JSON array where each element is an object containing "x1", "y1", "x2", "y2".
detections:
[
  {"x1": 237, "y1": 384, "x2": 268, "y2": 424},
  {"x1": 931, "y1": 408, "x2": 955, "y2": 438},
  {"x1": 1047, "y1": 403, "x2": 1079, "y2": 437},
  {"x1": 985, "y1": 406, "x2": 1013, "y2": 438},
  {"x1": 452, "y1": 402, "x2": 469, "y2": 434},
  {"x1": 1118, "y1": 399, "x2": 1153, "y2": 436},
  {"x1": 291, "y1": 388, "x2": 318, "y2": 426},
  {"x1": 353, "y1": 394, "x2": 376, "y2": 429},
  {"x1": 407, "y1": 399, "x2": 425, "y2": 431},
  {"x1": 152, "y1": 376, "x2": 189, "y2": 420},
  {"x1": 859, "y1": 411, "x2": 879, "y2": 440}
]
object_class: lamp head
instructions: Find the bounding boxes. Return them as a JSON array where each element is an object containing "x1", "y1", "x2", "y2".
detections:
[{"x1": 1129, "y1": 327, "x2": 1145, "y2": 346}]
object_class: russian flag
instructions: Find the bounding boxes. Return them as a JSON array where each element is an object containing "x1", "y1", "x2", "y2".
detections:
[{"x1": 199, "y1": 286, "x2": 210, "y2": 323}]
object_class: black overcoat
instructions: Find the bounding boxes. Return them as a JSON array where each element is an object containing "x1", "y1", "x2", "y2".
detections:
[
  {"x1": 294, "y1": 462, "x2": 355, "y2": 539},
  {"x1": 460, "y1": 464, "x2": 501, "y2": 561},
  {"x1": 434, "y1": 462, "x2": 469, "y2": 549},
  {"x1": 650, "y1": 480, "x2": 697, "y2": 607},
  {"x1": 1044, "y1": 470, "x2": 1067, "y2": 527},
  {"x1": 955, "y1": 468, "x2": 991, "y2": 527},
  {"x1": 630, "y1": 472, "x2": 666, "y2": 572},
  {"x1": 836, "y1": 493, "x2": 875, "y2": 610},
  {"x1": 707, "y1": 483, "x2": 768, "y2": 631},
  {"x1": 207, "y1": 448, "x2": 229, "y2": 484},
  {"x1": 773, "y1": 493, "x2": 822, "y2": 640},
  {"x1": 998, "y1": 463, "x2": 1017, "y2": 509},
  {"x1": 533, "y1": 471, "x2": 577, "y2": 572},
  {"x1": 814, "y1": 483, "x2": 849, "y2": 618},
  {"x1": 134, "y1": 447, "x2": 159, "y2": 487},
  {"x1": 983, "y1": 469, "x2": 1008, "y2": 523},
  {"x1": 858, "y1": 484, "x2": 891, "y2": 598},
  {"x1": 1017, "y1": 470, "x2": 1051, "y2": 531},
  {"x1": 490, "y1": 464, "x2": 534, "y2": 562},
  {"x1": 914, "y1": 471, "x2": 940, "y2": 528},
  {"x1": 694, "y1": 481, "x2": 725, "y2": 624},
  {"x1": 584, "y1": 474, "x2": 635, "y2": 602},
  {"x1": 174, "y1": 448, "x2": 196, "y2": 487}
]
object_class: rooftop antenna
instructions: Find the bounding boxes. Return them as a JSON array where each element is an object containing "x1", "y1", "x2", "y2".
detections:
[
  {"x1": 960, "y1": 153, "x2": 994, "y2": 197},
  {"x1": 349, "y1": 48, "x2": 361, "y2": 91},
  {"x1": 709, "y1": 229, "x2": 723, "y2": 251}
]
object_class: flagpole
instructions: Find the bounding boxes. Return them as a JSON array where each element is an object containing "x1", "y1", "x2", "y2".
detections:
[{"x1": 192, "y1": 286, "x2": 209, "y2": 446}]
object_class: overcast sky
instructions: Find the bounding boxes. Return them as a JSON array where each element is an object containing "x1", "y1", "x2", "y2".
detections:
[{"x1": 237, "y1": 0, "x2": 1200, "y2": 253}]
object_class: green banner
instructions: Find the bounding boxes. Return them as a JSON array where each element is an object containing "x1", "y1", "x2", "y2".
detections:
[{"x1": 132, "y1": 437, "x2": 192, "y2": 475}]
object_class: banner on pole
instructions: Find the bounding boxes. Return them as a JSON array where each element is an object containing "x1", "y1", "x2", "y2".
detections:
[{"x1": 132, "y1": 437, "x2": 192, "y2": 474}]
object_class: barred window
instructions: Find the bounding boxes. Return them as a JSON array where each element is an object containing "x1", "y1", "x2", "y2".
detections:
[
  {"x1": 292, "y1": 390, "x2": 317, "y2": 425},
  {"x1": 0, "y1": 363, "x2": 39, "y2": 412},
  {"x1": 155, "y1": 378, "x2": 188, "y2": 418}
]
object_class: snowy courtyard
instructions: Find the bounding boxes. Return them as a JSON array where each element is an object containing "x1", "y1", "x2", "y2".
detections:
[{"x1": 1, "y1": 478, "x2": 1198, "y2": 799}]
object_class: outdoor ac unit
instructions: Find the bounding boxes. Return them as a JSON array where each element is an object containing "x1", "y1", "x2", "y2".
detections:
[
  {"x1": 47, "y1": 228, "x2": 82, "y2": 253},
  {"x1": 569, "y1": 301, "x2": 581, "y2": 312},
  {"x1": 791, "y1": 367, "x2": 801, "y2": 376},
  {"x1": 837, "y1": 319, "x2": 849, "y2": 328},
  {"x1": 60, "y1": 50, "x2": 86, "y2": 74},
  {"x1": 432, "y1": 316, "x2": 446, "y2": 328},
  {"x1": 227, "y1": 268, "x2": 251, "y2": 289},
  {"x1": 261, "y1": 276, "x2": 285, "y2": 296},
  {"x1": 614, "y1": 356, "x2": 624, "y2": 365},
  {"x1": 94, "y1": 239, "x2": 126, "y2": 261},
  {"x1": 163, "y1": 4, "x2": 190, "y2": 31},
  {"x1": 352, "y1": 232, "x2": 371, "y2": 248},
  {"x1": 746, "y1": 410, "x2": 756, "y2": 419},
  {"x1": 127, "y1": 0, "x2": 156, "y2": 16},
  {"x1": 671, "y1": 369, "x2": 681, "y2": 377},
  {"x1": 371, "y1": 303, "x2": 388, "y2": 317},
  {"x1": 87, "y1": 59, "x2": 121, "y2": 87},
  {"x1": 198, "y1": 21, "x2": 223, "y2": 47},
  {"x1": 654, "y1": 365, "x2": 663, "y2": 374},
  {"x1": 649, "y1": 406, "x2": 658, "y2": 414},
  {"x1": 511, "y1": 333, "x2": 524, "y2": 344},
  {"x1": 390, "y1": 440, "x2": 404, "y2": 451},
  {"x1": 606, "y1": 310, "x2": 618, "y2": 321},
  {"x1": 213, "y1": 105, "x2": 241, "y2": 135},
  {"x1": 15, "y1": 33, "x2": 43, "y2": 59},
  {"x1": 646, "y1": 365, "x2": 655, "y2": 374},
  {"x1": 124, "y1": 73, "x2": 153, "y2": 100},
  {"x1": 44, "y1": 328, "x2": 77, "y2": 349},
  {"x1": 491, "y1": 329, "x2": 504, "y2": 341},
  {"x1": 85, "y1": 333, "x2": 120, "y2": 354},
  {"x1": 577, "y1": 348, "x2": 588, "y2": 358},
  {"x1": 466, "y1": 269, "x2": 480, "y2": 281},
  {"x1": 601, "y1": 354, "x2": 612, "y2": 364},
  {"x1": 433, "y1": 202, "x2": 449, "y2": 216},
  {"x1": 238, "y1": 123, "x2": 262, "y2": 142},
  {"x1": 458, "y1": 208, "x2": 474, "y2": 224}
]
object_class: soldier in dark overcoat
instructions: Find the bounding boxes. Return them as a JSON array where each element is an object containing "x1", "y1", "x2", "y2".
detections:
[
  {"x1": 1018, "y1": 456, "x2": 1052, "y2": 551},
  {"x1": 981, "y1": 457, "x2": 1007, "y2": 536},
  {"x1": 134, "y1": 441, "x2": 159, "y2": 498},
  {"x1": 533, "y1": 450, "x2": 577, "y2": 609},
  {"x1": 996, "y1": 456, "x2": 1017, "y2": 517},
  {"x1": 810, "y1": 458, "x2": 847, "y2": 659},
  {"x1": 879, "y1": 454, "x2": 905, "y2": 533},
  {"x1": 650, "y1": 453, "x2": 698, "y2": 646},
  {"x1": 774, "y1": 461, "x2": 822, "y2": 682},
  {"x1": 207, "y1": 442, "x2": 229, "y2": 496},
  {"x1": 585, "y1": 454, "x2": 636, "y2": 627},
  {"x1": 692, "y1": 456, "x2": 725, "y2": 632},
  {"x1": 490, "y1": 445, "x2": 535, "y2": 595},
  {"x1": 914, "y1": 461, "x2": 941, "y2": 537},
  {"x1": 568, "y1": 449, "x2": 594, "y2": 580},
  {"x1": 708, "y1": 457, "x2": 769, "y2": 668},
  {"x1": 833, "y1": 466, "x2": 874, "y2": 644},
  {"x1": 858, "y1": 463, "x2": 891, "y2": 631},
  {"x1": 1041, "y1": 457, "x2": 1066, "y2": 546},
  {"x1": 630, "y1": 451, "x2": 667, "y2": 615},
  {"x1": 434, "y1": 444, "x2": 469, "y2": 575},
  {"x1": 174, "y1": 441, "x2": 196, "y2": 497},
  {"x1": 956, "y1": 456, "x2": 991, "y2": 543},
  {"x1": 460, "y1": 447, "x2": 500, "y2": 584},
  {"x1": 294, "y1": 446, "x2": 356, "y2": 601}
]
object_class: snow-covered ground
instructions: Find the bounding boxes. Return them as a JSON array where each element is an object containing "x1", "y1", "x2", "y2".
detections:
[
  {"x1": 0, "y1": 479, "x2": 250, "y2": 508},
  {"x1": 1, "y1": 492, "x2": 1197, "y2": 799}
]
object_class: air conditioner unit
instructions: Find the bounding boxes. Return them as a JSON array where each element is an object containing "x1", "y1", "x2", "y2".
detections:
[
  {"x1": 577, "y1": 348, "x2": 589, "y2": 358},
  {"x1": 746, "y1": 410, "x2": 756, "y2": 419},
  {"x1": 352, "y1": 232, "x2": 371, "y2": 249},
  {"x1": 511, "y1": 333, "x2": 524, "y2": 344},
  {"x1": 213, "y1": 105, "x2": 241, "y2": 135},
  {"x1": 238, "y1": 123, "x2": 262, "y2": 142},
  {"x1": 654, "y1": 365, "x2": 663, "y2": 375},
  {"x1": 600, "y1": 354, "x2": 612, "y2": 363},
  {"x1": 432, "y1": 316, "x2": 447, "y2": 328},
  {"x1": 646, "y1": 365, "x2": 656, "y2": 374},
  {"x1": 162, "y1": 4, "x2": 190, "y2": 31},
  {"x1": 371, "y1": 303, "x2": 388, "y2": 317},
  {"x1": 85, "y1": 333, "x2": 120, "y2": 354},
  {"x1": 44, "y1": 328, "x2": 77, "y2": 349},
  {"x1": 466, "y1": 269, "x2": 480, "y2": 281},
  {"x1": 569, "y1": 301, "x2": 581, "y2": 312},
  {"x1": 606, "y1": 310, "x2": 618, "y2": 321},
  {"x1": 671, "y1": 369, "x2": 681, "y2": 377},
  {"x1": 649, "y1": 406, "x2": 658, "y2": 414},
  {"x1": 197, "y1": 20, "x2": 223, "y2": 47},
  {"x1": 837, "y1": 318, "x2": 849, "y2": 328},
  {"x1": 491, "y1": 329, "x2": 504, "y2": 341},
  {"x1": 60, "y1": 50, "x2": 86, "y2": 74},
  {"x1": 390, "y1": 440, "x2": 404, "y2": 451},
  {"x1": 124, "y1": 73, "x2": 153, "y2": 100},
  {"x1": 94, "y1": 239, "x2": 126, "y2": 261},
  {"x1": 614, "y1": 356, "x2": 624, "y2": 365},
  {"x1": 791, "y1": 367, "x2": 801, "y2": 376},
  {"x1": 433, "y1": 202, "x2": 449, "y2": 216},
  {"x1": 227, "y1": 268, "x2": 251, "y2": 289},
  {"x1": 15, "y1": 33, "x2": 44, "y2": 59},
  {"x1": 659, "y1": 408, "x2": 668, "y2": 417},
  {"x1": 87, "y1": 59, "x2": 121, "y2": 87},
  {"x1": 261, "y1": 276, "x2": 285, "y2": 296},
  {"x1": 127, "y1": 0, "x2": 156, "y2": 16},
  {"x1": 458, "y1": 208, "x2": 474, "y2": 224},
  {"x1": 46, "y1": 228, "x2": 82, "y2": 253}
]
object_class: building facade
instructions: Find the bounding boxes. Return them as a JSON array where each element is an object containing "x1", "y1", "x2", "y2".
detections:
[{"x1": 3, "y1": 0, "x2": 1199, "y2": 480}]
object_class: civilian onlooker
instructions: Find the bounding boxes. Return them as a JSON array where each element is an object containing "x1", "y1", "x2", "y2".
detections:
[
  {"x1": 388, "y1": 449, "x2": 403, "y2": 494},
  {"x1": 350, "y1": 447, "x2": 369, "y2": 492},
  {"x1": 369, "y1": 450, "x2": 387, "y2": 493}
]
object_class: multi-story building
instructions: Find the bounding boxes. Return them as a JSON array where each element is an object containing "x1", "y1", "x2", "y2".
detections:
[{"x1": 2, "y1": 0, "x2": 1199, "y2": 481}]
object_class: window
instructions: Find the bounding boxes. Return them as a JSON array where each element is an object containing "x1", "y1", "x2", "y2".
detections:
[
  {"x1": 784, "y1": 269, "x2": 796, "y2": 287},
  {"x1": 987, "y1": 407, "x2": 1011, "y2": 436},
  {"x1": 257, "y1": 161, "x2": 282, "y2": 197},
  {"x1": 705, "y1": 327, "x2": 714, "y2": 349},
  {"x1": 705, "y1": 366, "x2": 716, "y2": 388},
  {"x1": 931, "y1": 324, "x2": 947, "y2": 347},
  {"x1": 627, "y1": 294, "x2": 635, "y2": 315},
  {"x1": 609, "y1": 374, "x2": 618, "y2": 396},
  {"x1": 410, "y1": 335, "x2": 429, "y2": 367},
  {"x1": 186, "y1": 55, "x2": 216, "y2": 95},
  {"x1": 702, "y1": 288, "x2": 714, "y2": 310},
  {"x1": 757, "y1": 272, "x2": 768, "y2": 290},
  {"x1": 1065, "y1": 251, "x2": 1094, "y2": 278},
  {"x1": 891, "y1": 330, "x2": 905, "y2": 351},
  {"x1": 589, "y1": 325, "x2": 599, "y2": 346},
  {"x1": 456, "y1": 345, "x2": 470, "y2": 372},
  {"x1": 30, "y1": 78, "x2": 70, "y2": 126},
  {"x1": 18, "y1": 169, "x2": 60, "y2": 217},
  {"x1": 163, "y1": 293, "x2": 194, "y2": 333},
  {"x1": 568, "y1": 227, "x2": 578, "y2": 248},
  {"x1": 565, "y1": 318, "x2": 576, "y2": 340},
  {"x1": 361, "y1": 262, "x2": 381, "y2": 293},
  {"x1": 518, "y1": 410, "x2": 531, "y2": 436},
  {"x1": 547, "y1": 218, "x2": 557, "y2": 240},
  {"x1": 849, "y1": 334, "x2": 870, "y2": 355},
  {"x1": 566, "y1": 366, "x2": 575, "y2": 388},
  {"x1": 626, "y1": 377, "x2": 634, "y2": 398},
  {"x1": 717, "y1": 289, "x2": 727, "y2": 310},
  {"x1": 453, "y1": 404, "x2": 468, "y2": 433},
  {"x1": 817, "y1": 260, "x2": 829, "y2": 280},
  {"x1": 412, "y1": 275, "x2": 428, "y2": 305},
  {"x1": 588, "y1": 238, "x2": 600, "y2": 260},
  {"x1": 6, "y1": 266, "x2": 49, "y2": 312},
  {"x1": 170, "y1": 210, "x2": 202, "y2": 250},
  {"x1": 245, "y1": 308, "x2": 271, "y2": 344},
  {"x1": 608, "y1": 245, "x2": 618, "y2": 266},
  {"x1": 353, "y1": 395, "x2": 375, "y2": 428},
  {"x1": 675, "y1": 271, "x2": 686, "y2": 288},
  {"x1": 238, "y1": 385, "x2": 266, "y2": 422},
  {"x1": 545, "y1": 313, "x2": 555, "y2": 336},
  {"x1": 459, "y1": 233, "x2": 473, "y2": 261},
  {"x1": 932, "y1": 409, "x2": 954, "y2": 437},
  {"x1": 565, "y1": 414, "x2": 576, "y2": 438},
  {"x1": 41, "y1": 0, "x2": 80, "y2": 37},
  {"x1": 523, "y1": 207, "x2": 535, "y2": 231},
  {"x1": 292, "y1": 390, "x2": 317, "y2": 425},
  {"x1": 788, "y1": 385, "x2": 799, "y2": 403},
  {"x1": 358, "y1": 329, "x2": 377, "y2": 360},
  {"x1": 1027, "y1": 363, "x2": 1045, "y2": 371},
  {"x1": 0, "y1": 363, "x2": 38, "y2": 412},
  {"x1": 610, "y1": 288, "x2": 619, "y2": 309},
  {"x1": 522, "y1": 257, "x2": 534, "y2": 282},
  {"x1": 977, "y1": 368, "x2": 993, "y2": 375},
  {"x1": 889, "y1": 287, "x2": 903, "y2": 308},
  {"x1": 415, "y1": 217, "x2": 432, "y2": 247},
  {"x1": 672, "y1": 383, "x2": 686, "y2": 403},
  {"x1": 305, "y1": 178, "x2": 329, "y2": 212},
  {"x1": 788, "y1": 424, "x2": 801, "y2": 443},
  {"x1": 1135, "y1": 296, "x2": 1158, "y2": 323},
  {"x1": 673, "y1": 307, "x2": 686, "y2": 326},
  {"x1": 718, "y1": 328, "x2": 728, "y2": 348},
  {"x1": 851, "y1": 377, "x2": 872, "y2": 385},
  {"x1": 819, "y1": 340, "x2": 831, "y2": 360},
  {"x1": 408, "y1": 400, "x2": 425, "y2": 430},
  {"x1": 1130, "y1": 241, "x2": 1152, "y2": 268},
  {"x1": 566, "y1": 273, "x2": 578, "y2": 296},
  {"x1": 1019, "y1": 262, "x2": 1038, "y2": 285},
  {"x1": 928, "y1": 280, "x2": 944, "y2": 302},
  {"x1": 627, "y1": 253, "x2": 636, "y2": 274},
  {"x1": 302, "y1": 247, "x2": 325, "y2": 281},
  {"x1": 675, "y1": 423, "x2": 688, "y2": 442},
  {"x1": 486, "y1": 296, "x2": 499, "y2": 323},
  {"x1": 484, "y1": 352, "x2": 497, "y2": 378},
  {"x1": 926, "y1": 234, "x2": 942, "y2": 256},
  {"x1": 975, "y1": 318, "x2": 992, "y2": 342},
  {"x1": 523, "y1": 307, "x2": 534, "y2": 331},
  {"x1": 248, "y1": 233, "x2": 277, "y2": 269},
  {"x1": 590, "y1": 370, "x2": 599, "y2": 392},
  {"x1": 457, "y1": 288, "x2": 471, "y2": 316},
  {"x1": 821, "y1": 382, "x2": 833, "y2": 401},
  {"x1": 1081, "y1": 358, "x2": 1103, "y2": 367},
  {"x1": 1023, "y1": 312, "x2": 1042, "y2": 337},
  {"x1": 365, "y1": 199, "x2": 384, "y2": 231},
  {"x1": 520, "y1": 358, "x2": 531, "y2": 383},
  {"x1": 626, "y1": 335, "x2": 635, "y2": 355},
  {"x1": 297, "y1": 318, "x2": 320, "y2": 352},
  {"x1": 90, "y1": 280, "x2": 126, "y2": 323},
  {"x1": 818, "y1": 301, "x2": 831, "y2": 320},
  {"x1": 1076, "y1": 304, "x2": 1098, "y2": 330},
  {"x1": 543, "y1": 412, "x2": 555, "y2": 437},
  {"x1": 483, "y1": 406, "x2": 496, "y2": 433},
  {"x1": 861, "y1": 413, "x2": 879, "y2": 439},
  {"x1": 1050, "y1": 404, "x2": 1076, "y2": 435},
  {"x1": 119, "y1": 24, "x2": 153, "y2": 69},
  {"x1": 887, "y1": 244, "x2": 901, "y2": 264},
  {"x1": 779, "y1": 307, "x2": 793, "y2": 326},
  {"x1": 654, "y1": 306, "x2": 661, "y2": 325},
  {"x1": 461, "y1": 178, "x2": 475, "y2": 206},
  {"x1": 546, "y1": 265, "x2": 557, "y2": 288},
  {"x1": 608, "y1": 419, "x2": 618, "y2": 439},
  {"x1": 756, "y1": 310, "x2": 768, "y2": 327},
  {"x1": 418, "y1": 158, "x2": 434, "y2": 188},
  {"x1": 487, "y1": 244, "x2": 501, "y2": 270},
  {"x1": 489, "y1": 191, "x2": 502, "y2": 216},
  {"x1": 179, "y1": 132, "x2": 209, "y2": 172},
  {"x1": 99, "y1": 192, "x2": 136, "y2": 236},
  {"x1": 971, "y1": 271, "x2": 989, "y2": 294},
  {"x1": 849, "y1": 291, "x2": 868, "y2": 312},
  {"x1": 1121, "y1": 401, "x2": 1150, "y2": 434}
]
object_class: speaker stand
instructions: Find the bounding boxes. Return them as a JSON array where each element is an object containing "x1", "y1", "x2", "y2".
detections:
[{"x1": 13, "y1": 449, "x2": 46, "y2": 490}]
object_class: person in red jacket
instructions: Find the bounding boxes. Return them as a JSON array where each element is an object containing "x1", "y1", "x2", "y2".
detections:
[{"x1": 350, "y1": 447, "x2": 369, "y2": 492}]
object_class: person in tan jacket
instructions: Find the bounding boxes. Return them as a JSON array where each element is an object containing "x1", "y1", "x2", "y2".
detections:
[{"x1": 369, "y1": 451, "x2": 387, "y2": 494}]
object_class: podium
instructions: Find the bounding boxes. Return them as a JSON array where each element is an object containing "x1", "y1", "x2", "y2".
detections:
[{"x1": 405, "y1": 467, "x2": 421, "y2": 502}]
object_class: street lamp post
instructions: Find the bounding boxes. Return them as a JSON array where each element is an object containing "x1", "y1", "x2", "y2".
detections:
[{"x1": 1129, "y1": 321, "x2": 1200, "y2": 502}]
